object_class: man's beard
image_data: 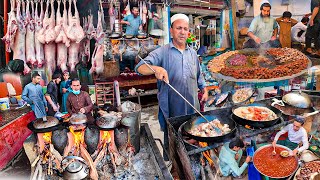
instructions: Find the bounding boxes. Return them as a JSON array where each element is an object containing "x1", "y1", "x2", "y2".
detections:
[{"x1": 260, "y1": 13, "x2": 271, "y2": 22}]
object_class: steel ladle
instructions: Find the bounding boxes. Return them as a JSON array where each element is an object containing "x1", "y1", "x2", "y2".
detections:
[
  {"x1": 272, "y1": 146, "x2": 276, "y2": 155},
  {"x1": 137, "y1": 55, "x2": 220, "y2": 133}
]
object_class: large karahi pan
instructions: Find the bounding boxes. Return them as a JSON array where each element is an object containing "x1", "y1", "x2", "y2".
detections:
[
  {"x1": 231, "y1": 103, "x2": 282, "y2": 128},
  {"x1": 27, "y1": 117, "x2": 65, "y2": 133},
  {"x1": 182, "y1": 115, "x2": 236, "y2": 142},
  {"x1": 253, "y1": 144, "x2": 299, "y2": 179},
  {"x1": 272, "y1": 91, "x2": 319, "y2": 117}
]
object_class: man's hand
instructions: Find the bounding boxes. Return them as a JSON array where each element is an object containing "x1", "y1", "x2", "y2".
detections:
[
  {"x1": 271, "y1": 35, "x2": 277, "y2": 41},
  {"x1": 154, "y1": 66, "x2": 169, "y2": 83},
  {"x1": 62, "y1": 88, "x2": 67, "y2": 93},
  {"x1": 80, "y1": 108, "x2": 86, "y2": 114},
  {"x1": 245, "y1": 156, "x2": 251, "y2": 163},
  {"x1": 53, "y1": 104, "x2": 59, "y2": 112},
  {"x1": 139, "y1": 25, "x2": 142, "y2": 30},
  {"x1": 292, "y1": 149, "x2": 299, "y2": 156},
  {"x1": 310, "y1": 19, "x2": 314, "y2": 27},
  {"x1": 126, "y1": 21, "x2": 131, "y2": 26},
  {"x1": 45, "y1": 107, "x2": 48, "y2": 112},
  {"x1": 201, "y1": 89, "x2": 209, "y2": 103},
  {"x1": 253, "y1": 36, "x2": 261, "y2": 44},
  {"x1": 235, "y1": 153, "x2": 240, "y2": 160}
]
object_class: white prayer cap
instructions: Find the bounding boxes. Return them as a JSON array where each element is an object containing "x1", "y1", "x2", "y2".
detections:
[
  {"x1": 154, "y1": 13, "x2": 159, "y2": 18},
  {"x1": 260, "y1": 0, "x2": 270, "y2": 6},
  {"x1": 171, "y1": 13, "x2": 189, "y2": 25}
]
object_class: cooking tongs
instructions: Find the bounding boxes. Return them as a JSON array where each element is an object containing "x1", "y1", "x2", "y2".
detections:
[{"x1": 137, "y1": 55, "x2": 220, "y2": 133}]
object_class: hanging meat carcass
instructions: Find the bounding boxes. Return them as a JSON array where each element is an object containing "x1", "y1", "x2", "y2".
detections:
[
  {"x1": 89, "y1": 4, "x2": 105, "y2": 74},
  {"x1": 109, "y1": 1, "x2": 116, "y2": 32},
  {"x1": 34, "y1": 0, "x2": 45, "y2": 68},
  {"x1": 43, "y1": 0, "x2": 57, "y2": 80},
  {"x1": 12, "y1": 0, "x2": 31, "y2": 74},
  {"x1": 67, "y1": 0, "x2": 84, "y2": 72},
  {"x1": 25, "y1": 0, "x2": 36, "y2": 66},
  {"x1": 87, "y1": 13, "x2": 96, "y2": 40},
  {"x1": 55, "y1": 0, "x2": 70, "y2": 72},
  {"x1": 142, "y1": 1, "x2": 147, "y2": 25},
  {"x1": 2, "y1": 0, "x2": 18, "y2": 53},
  {"x1": 66, "y1": 0, "x2": 84, "y2": 43}
]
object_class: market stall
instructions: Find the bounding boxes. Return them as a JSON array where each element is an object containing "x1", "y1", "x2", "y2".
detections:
[{"x1": 167, "y1": 94, "x2": 320, "y2": 179}]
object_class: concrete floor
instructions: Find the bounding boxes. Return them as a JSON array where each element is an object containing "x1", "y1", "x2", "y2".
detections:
[{"x1": 0, "y1": 105, "x2": 163, "y2": 180}]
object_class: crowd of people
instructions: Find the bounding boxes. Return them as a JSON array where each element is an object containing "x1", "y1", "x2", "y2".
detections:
[
  {"x1": 244, "y1": 0, "x2": 318, "y2": 56},
  {"x1": 21, "y1": 71, "x2": 94, "y2": 123}
]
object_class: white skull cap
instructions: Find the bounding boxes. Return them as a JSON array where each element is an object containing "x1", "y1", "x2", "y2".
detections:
[
  {"x1": 171, "y1": 13, "x2": 189, "y2": 25},
  {"x1": 260, "y1": 0, "x2": 270, "y2": 6}
]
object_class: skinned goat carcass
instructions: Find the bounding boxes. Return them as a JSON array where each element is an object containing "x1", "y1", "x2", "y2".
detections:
[
  {"x1": 68, "y1": 42, "x2": 80, "y2": 72},
  {"x1": 109, "y1": 2, "x2": 116, "y2": 32},
  {"x1": 25, "y1": 0, "x2": 36, "y2": 66},
  {"x1": 44, "y1": 0, "x2": 57, "y2": 44},
  {"x1": 89, "y1": 7, "x2": 105, "y2": 74},
  {"x1": 36, "y1": 0, "x2": 49, "y2": 45},
  {"x1": 142, "y1": 1, "x2": 147, "y2": 25},
  {"x1": 34, "y1": 0, "x2": 45, "y2": 68},
  {"x1": 55, "y1": 0, "x2": 69, "y2": 72},
  {"x1": 12, "y1": 0, "x2": 31, "y2": 74},
  {"x1": 87, "y1": 14, "x2": 96, "y2": 40},
  {"x1": 43, "y1": 0, "x2": 57, "y2": 80},
  {"x1": 66, "y1": 0, "x2": 84, "y2": 43},
  {"x1": 2, "y1": 0, "x2": 18, "y2": 53}
]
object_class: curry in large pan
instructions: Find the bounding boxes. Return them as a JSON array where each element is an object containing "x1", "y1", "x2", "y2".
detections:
[
  {"x1": 232, "y1": 103, "x2": 282, "y2": 128},
  {"x1": 182, "y1": 115, "x2": 236, "y2": 142}
]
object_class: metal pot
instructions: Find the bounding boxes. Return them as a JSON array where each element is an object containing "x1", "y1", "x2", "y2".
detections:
[
  {"x1": 109, "y1": 33, "x2": 122, "y2": 39},
  {"x1": 253, "y1": 144, "x2": 299, "y2": 179},
  {"x1": 62, "y1": 156, "x2": 89, "y2": 180},
  {"x1": 137, "y1": 31, "x2": 148, "y2": 39},
  {"x1": 95, "y1": 115, "x2": 120, "y2": 130},
  {"x1": 149, "y1": 29, "x2": 164, "y2": 38},
  {"x1": 231, "y1": 103, "x2": 281, "y2": 128},
  {"x1": 69, "y1": 113, "x2": 87, "y2": 125},
  {"x1": 182, "y1": 115, "x2": 236, "y2": 142}
]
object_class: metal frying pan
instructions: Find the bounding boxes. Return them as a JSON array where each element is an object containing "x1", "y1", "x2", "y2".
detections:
[
  {"x1": 229, "y1": 87, "x2": 256, "y2": 105},
  {"x1": 272, "y1": 91, "x2": 319, "y2": 117},
  {"x1": 27, "y1": 119, "x2": 65, "y2": 133},
  {"x1": 182, "y1": 115, "x2": 236, "y2": 142},
  {"x1": 231, "y1": 103, "x2": 282, "y2": 128}
]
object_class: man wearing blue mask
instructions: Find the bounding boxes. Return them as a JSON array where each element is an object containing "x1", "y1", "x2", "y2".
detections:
[{"x1": 66, "y1": 78, "x2": 94, "y2": 124}]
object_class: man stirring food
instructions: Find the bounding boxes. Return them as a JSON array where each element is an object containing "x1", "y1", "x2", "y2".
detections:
[
  {"x1": 272, "y1": 118, "x2": 309, "y2": 156},
  {"x1": 135, "y1": 13, "x2": 208, "y2": 159},
  {"x1": 66, "y1": 78, "x2": 94, "y2": 124}
]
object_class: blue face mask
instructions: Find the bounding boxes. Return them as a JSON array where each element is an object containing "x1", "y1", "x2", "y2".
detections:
[{"x1": 72, "y1": 90, "x2": 81, "y2": 95}]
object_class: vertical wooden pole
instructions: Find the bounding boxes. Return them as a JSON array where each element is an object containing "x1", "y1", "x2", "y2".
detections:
[
  {"x1": 230, "y1": 0, "x2": 238, "y2": 49},
  {"x1": 4, "y1": 0, "x2": 9, "y2": 64}
]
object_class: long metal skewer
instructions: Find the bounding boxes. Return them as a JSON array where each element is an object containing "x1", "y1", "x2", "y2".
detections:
[{"x1": 137, "y1": 55, "x2": 212, "y2": 124}]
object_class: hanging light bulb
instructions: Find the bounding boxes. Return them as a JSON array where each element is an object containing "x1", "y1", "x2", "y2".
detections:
[{"x1": 208, "y1": 0, "x2": 211, "y2": 9}]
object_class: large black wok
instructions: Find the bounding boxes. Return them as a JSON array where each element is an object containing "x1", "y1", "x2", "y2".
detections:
[
  {"x1": 27, "y1": 119, "x2": 66, "y2": 133},
  {"x1": 232, "y1": 103, "x2": 282, "y2": 128},
  {"x1": 182, "y1": 115, "x2": 236, "y2": 142}
]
